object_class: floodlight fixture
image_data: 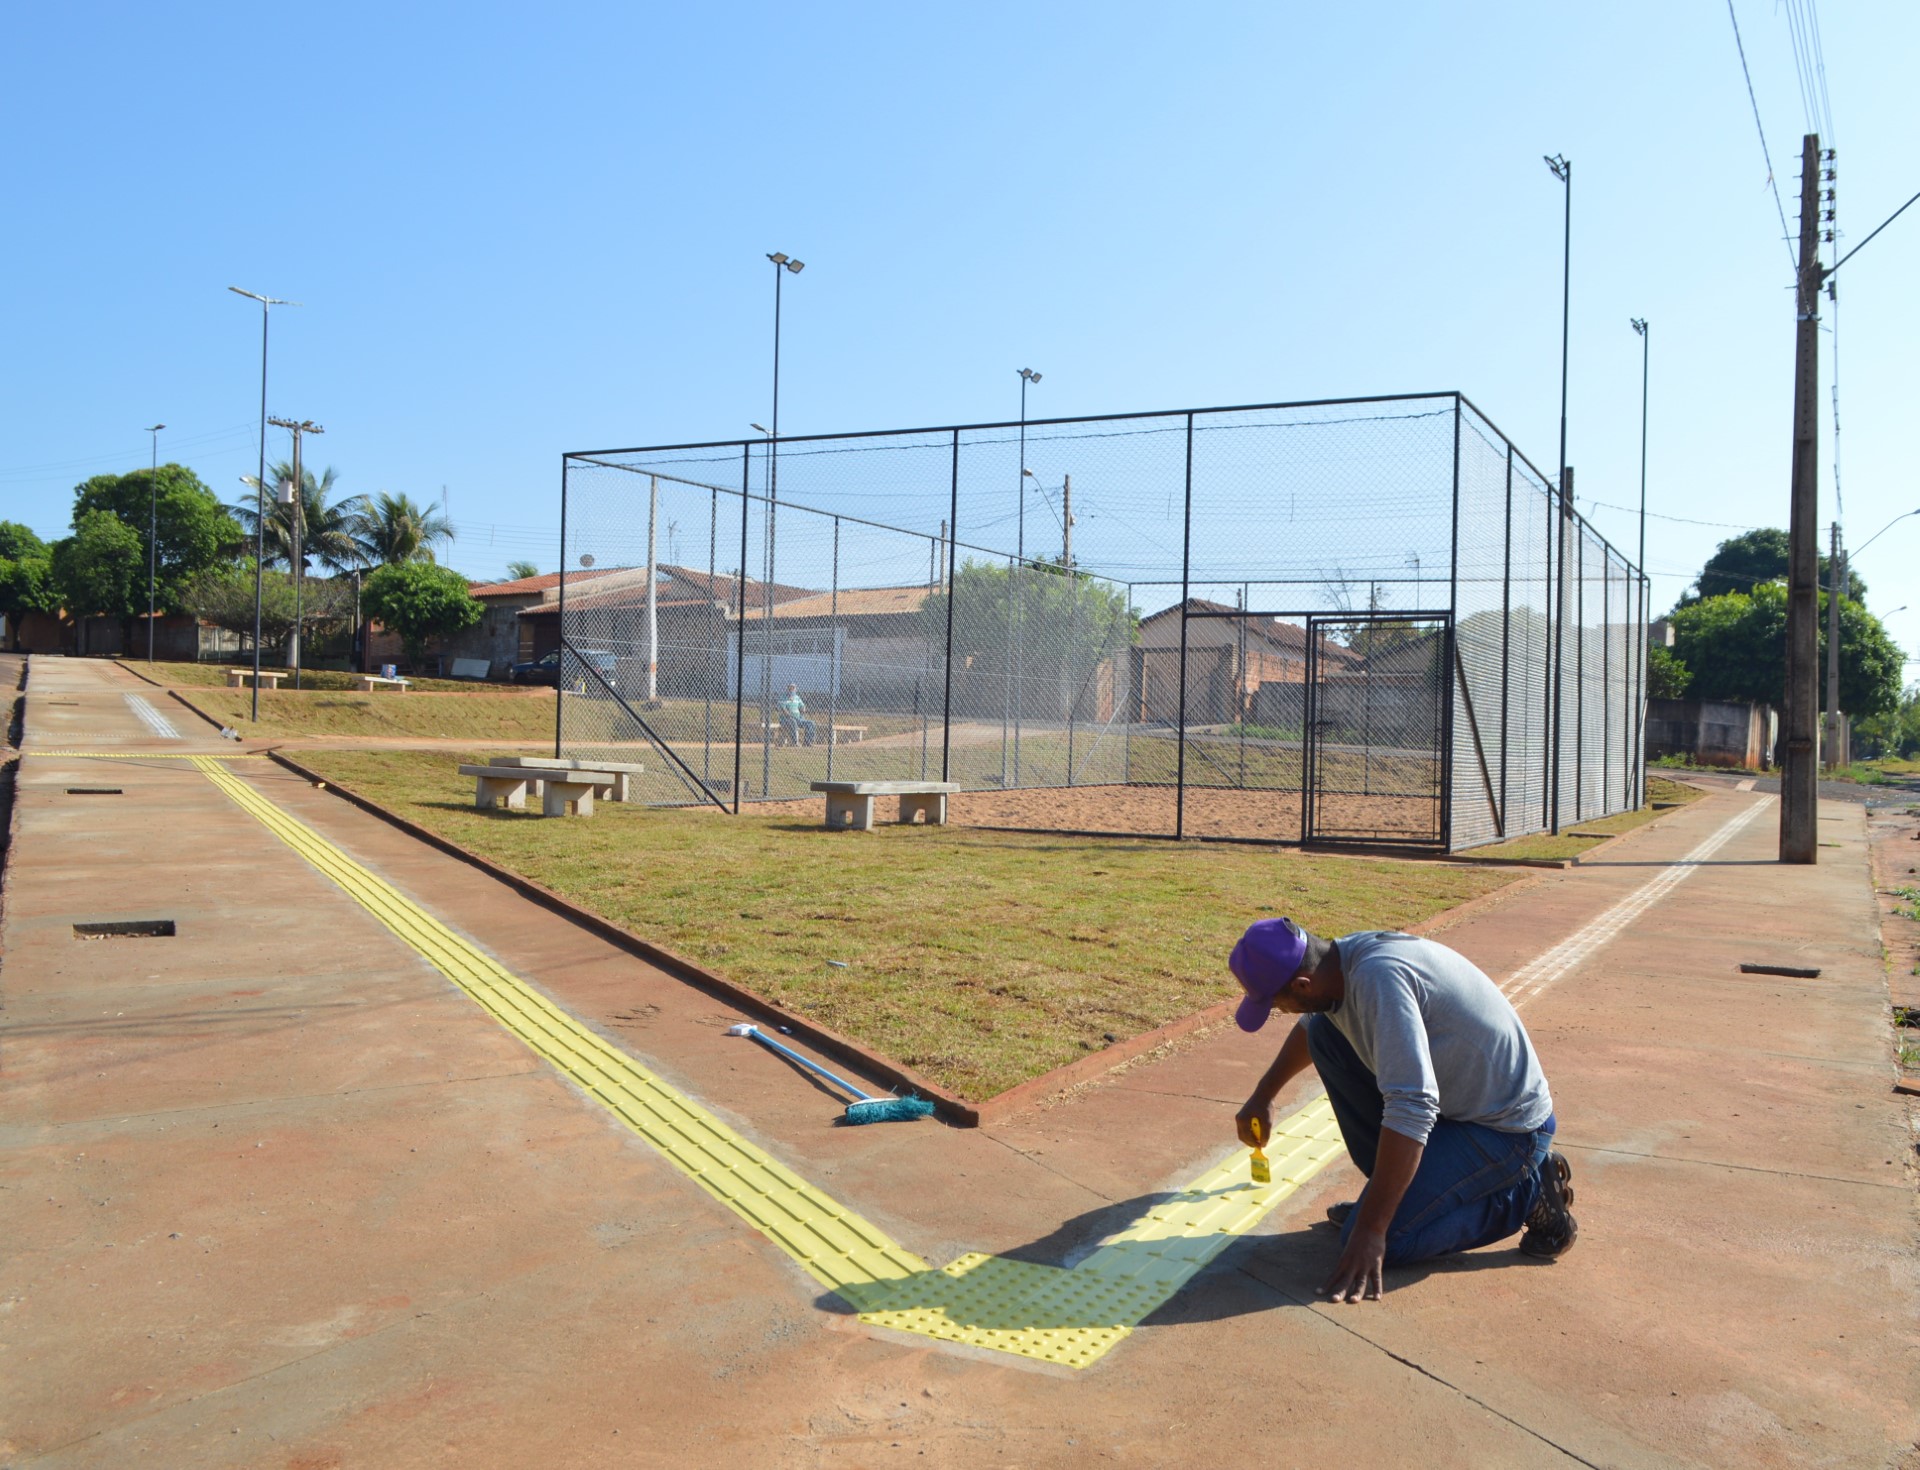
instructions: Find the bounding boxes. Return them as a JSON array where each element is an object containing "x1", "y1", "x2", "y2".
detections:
[
  {"x1": 1544, "y1": 153, "x2": 1570, "y2": 183},
  {"x1": 1630, "y1": 317, "x2": 1647, "y2": 336}
]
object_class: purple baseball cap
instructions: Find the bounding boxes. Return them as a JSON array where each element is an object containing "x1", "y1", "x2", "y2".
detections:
[{"x1": 1229, "y1": 918, "x2": 1309, "y2": 1033}]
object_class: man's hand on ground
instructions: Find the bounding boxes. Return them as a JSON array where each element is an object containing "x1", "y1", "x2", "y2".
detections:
[{"x1": 1321, "y1": 1227, "x2": 1387, "y2": 1302}]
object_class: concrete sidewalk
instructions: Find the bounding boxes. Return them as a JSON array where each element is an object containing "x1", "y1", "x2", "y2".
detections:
[{"x1": 2, "y1": 657, "x2": 1914, "y2": 1468}]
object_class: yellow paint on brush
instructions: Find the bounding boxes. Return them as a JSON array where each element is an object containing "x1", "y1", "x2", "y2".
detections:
[{"x1": 192, "y1": 755, "x2": 1343, "y2": 1368}]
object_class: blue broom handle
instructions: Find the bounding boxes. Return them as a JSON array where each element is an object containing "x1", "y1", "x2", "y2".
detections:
[{"x1": 741, "y1": 1026, "x2": 876, "y2": 1104}]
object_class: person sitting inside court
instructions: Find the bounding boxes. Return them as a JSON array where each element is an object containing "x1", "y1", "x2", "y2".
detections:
[
  {"x1": 1230, "y1": 917, "x2": 1577, "y2": 1302},
  {"x1": 779, "y1": 684, "x2": 818, "y2": 747}
]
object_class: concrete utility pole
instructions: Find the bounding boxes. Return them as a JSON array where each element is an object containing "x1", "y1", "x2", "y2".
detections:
[
  {"x1": 1824, "y1": 521, "x2": 1845, "y2": 770},
  {"x1": 1062, "y1": 474, "x2": 1072, "y2": 569},
  {"x1": 1780, "y1": 133, "x2": 1822, "y2": 864},
  {"x1": 268, "y1": 417, "x2": 323, "y2": 691}
]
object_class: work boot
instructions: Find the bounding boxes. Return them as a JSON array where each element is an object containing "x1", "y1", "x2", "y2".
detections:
[{"x1": 1519, "y1": 1150, "x2": 1578, "y2": 1258}]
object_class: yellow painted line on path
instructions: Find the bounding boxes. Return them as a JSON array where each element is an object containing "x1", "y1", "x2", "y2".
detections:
[
  {"x1": 33, "y1": 749, "x2": 270, "y2": 759},
  {"x1": 191, "y1": 755, "x2": 1339, "y2": 1368}
]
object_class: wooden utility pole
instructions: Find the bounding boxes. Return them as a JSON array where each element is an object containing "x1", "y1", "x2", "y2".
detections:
[{"x1": 1781, "y1": 133, "x2": 1821, "y2": 864}]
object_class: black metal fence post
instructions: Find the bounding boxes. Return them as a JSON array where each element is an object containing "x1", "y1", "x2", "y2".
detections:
[
  {"x1": 555, "y1": 454, "x2": 568, "y2": 758},
  {"x1": 1446, "y1": 396, "x2": 1461, "y2": 849},
  {"x1": 942, "y1": 428, "x2": 959, "y2": 782},
  {"x1": 827, "y1": 516, "x2": 841, "y2": 782},
  {"x1": 731, "y1": 445, "x2": 750, "y2": 813},
  {"x1": 1174, "y1": 413, "x2": 1195, "y2": 840},
  {"x1": 1500, "y1": 442, "x2": 1512, "y2": 835}
]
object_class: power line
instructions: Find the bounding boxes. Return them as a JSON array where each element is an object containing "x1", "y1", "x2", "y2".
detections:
[
  {"x1": 1583, "y1": 500, "x2": 1764, "y2": 532},
  {"x1": 1726, "y1": 0, "x2": 1797, "y2": 274}
]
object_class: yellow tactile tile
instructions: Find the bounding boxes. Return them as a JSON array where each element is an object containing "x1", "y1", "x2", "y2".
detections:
[
  {"x1": 191, "y1": 755, "x2": 1343, "y2": 1368},
  {"x1": 34, "y1": 749, "x2": 269, "y2": 758}
]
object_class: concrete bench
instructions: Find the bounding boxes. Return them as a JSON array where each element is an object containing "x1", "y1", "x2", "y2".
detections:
[
  {"x1": 226, "y1": 668, "x2": 285, "y2": 690},
  {"x1": 811, "y1": 780, "x2": 961, "y2": 832},
  {"x1": 459, "y1": 763, "x2": 618, "y2": 817},
  {"x1": 351, "y1": 674, "x2": 412, "y2": 693},
  {"x1": 499, "y1": 756, "x2": 645, "y2": 803}
]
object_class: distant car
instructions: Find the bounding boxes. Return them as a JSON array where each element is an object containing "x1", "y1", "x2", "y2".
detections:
[{"x1": 509, "y1": 649, "x2": 619, "y2": 690}]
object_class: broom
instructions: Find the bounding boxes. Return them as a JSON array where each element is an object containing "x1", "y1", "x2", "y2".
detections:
[{"x1": 726, "y1": 1024, "x2": 935, "y2": 1124}]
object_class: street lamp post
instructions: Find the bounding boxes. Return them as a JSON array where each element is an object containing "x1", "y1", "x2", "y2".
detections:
[
  {"x1": 760, "y1": 251, "x2": 801, "y2": 803},
  {"x1": 145, "y1": 423, "x2": 165, "y2": 662},
  {"x1": 1544, "y1": 152, "x2": 1572, "y2": 834},
  {"x1": 228, "y1": 286, "x2": 299, "y2": 723},
  {"x1": 1631, "y1": 317, "x2": 1649, "y2": 806}
]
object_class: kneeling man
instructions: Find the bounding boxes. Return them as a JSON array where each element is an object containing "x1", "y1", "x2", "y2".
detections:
[{"x1": 1231, "y1": 919, "x2": 1576, "y2": 1302}]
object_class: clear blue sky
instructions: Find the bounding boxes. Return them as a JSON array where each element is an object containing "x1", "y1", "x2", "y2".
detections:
[{"x1": 4, "y1": 3, "x2": 1914, "y2": 662}]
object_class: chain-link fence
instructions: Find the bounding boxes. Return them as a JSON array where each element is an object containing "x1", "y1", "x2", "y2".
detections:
[{"x1": 556, "y1": 394, "x2": 1645, "y2": 851}]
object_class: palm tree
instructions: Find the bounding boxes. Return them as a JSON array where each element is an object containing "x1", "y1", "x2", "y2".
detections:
[
  {"x1": 232, "y1": 464, "x2": 369, "y2": 574},
  {"x1": 351, "y1": 491, "x2": 455, "y2": 566},
  {"x1": 505, "y1": 559, "x2": 540, "y2": 581}
]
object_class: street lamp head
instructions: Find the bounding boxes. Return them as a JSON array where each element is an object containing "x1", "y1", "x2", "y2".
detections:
[
  {"x1": 1544, "y1": 153, "x2": 1570, "y2": 183},
  {"x1": 786, "y1": 258, "x2": 804, "y2": 273},
  {"x1": 228, "y1": 285, "x2": 298, "y2": 307},
  {"x1": 1022, "y1": 468, "x2": 1036, "y2": 478},
  {"x1": 147, "y1": 423, "x2": 166, "y2": 433},
  {"x1": 750, "y1": 423, "x2": 770, "y2": 436},
  {"x1": 1018, "y1": 367, "x2": 1042, "y2": 384},
  {"x1": 1630, "y1": 318, "x2": 1647, "y2": 336},
  {"x1": 767, "y1": 253, "x2": 803, "y2": 273},
  {"x1": 766, "y1": 253, "x2": 787, "y2": 265}
]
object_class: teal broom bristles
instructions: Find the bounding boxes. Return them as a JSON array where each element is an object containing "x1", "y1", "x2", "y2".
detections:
[{"x1": 727, "y1": 1024, "x2": 935, "y2": 1125}]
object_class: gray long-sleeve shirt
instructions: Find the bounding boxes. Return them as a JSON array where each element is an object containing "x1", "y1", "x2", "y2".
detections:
[{"x1": 1325, "y1": 931, "x2": 1553, "y2": 1145}]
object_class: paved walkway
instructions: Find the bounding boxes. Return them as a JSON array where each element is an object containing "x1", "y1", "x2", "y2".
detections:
[{"x1": 2, "y1": 657, "x2": 1914, "y2": 1468}]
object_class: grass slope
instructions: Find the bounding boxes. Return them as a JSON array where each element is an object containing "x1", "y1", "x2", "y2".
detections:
[{"x1": 297, "y1": 748, "x2": 1516, "y2": 1098}]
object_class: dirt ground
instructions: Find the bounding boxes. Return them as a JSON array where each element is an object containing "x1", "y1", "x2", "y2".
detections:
[{"x1": 755, "y1": 781, "x2": 1440, "y2": 844}]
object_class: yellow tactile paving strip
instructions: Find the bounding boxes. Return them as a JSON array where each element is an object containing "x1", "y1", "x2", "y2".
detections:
[
  {"x1": 190, "y1": 754, "x2": 1340, "y2": 1368},
  {"x1": 34, "y1": 749, "x2": 270, "y2": 759}
]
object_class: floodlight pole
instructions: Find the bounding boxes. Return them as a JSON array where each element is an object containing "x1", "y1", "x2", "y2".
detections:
[
  {"x1": 229, "y1": 286, "x2": 298, "y2": 722},
  {"x1": 145, "y1": 424, "x2": 165, "y2": 662},
  {"x1": 1544, "y1": 153, "x2": 1571, "y2": 835}
]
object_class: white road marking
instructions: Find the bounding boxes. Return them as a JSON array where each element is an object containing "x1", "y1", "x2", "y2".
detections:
[
  {"x1": 1501, "y1": 796, "x2": 1775, "y2": 1007},
  {"x1": 122, "y1": 692, "x2": 182, "y2": 741}
]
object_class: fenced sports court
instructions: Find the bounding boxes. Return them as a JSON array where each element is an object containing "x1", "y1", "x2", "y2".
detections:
[{"x1": 553, "y1": 393, "x2": 1646, "y2": 852}]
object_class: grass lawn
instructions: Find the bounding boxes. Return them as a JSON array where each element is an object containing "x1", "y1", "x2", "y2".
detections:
[
  {"x1": 178, "y1": 686, "x2": 559, "y2": 741},
  {"x1": 126, "y1": 658, "x2": 486, "y2": 694},
  {"x1": 295, "y1": 747, "x2": 1520, "y2": 1099},
  {"x1": 1461, "y1": 776, "x2": 1706, "y2": 862}
]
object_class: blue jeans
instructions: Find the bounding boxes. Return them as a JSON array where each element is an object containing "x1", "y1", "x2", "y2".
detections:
[
  {"x1": 1306, "y1": 1014, "x2": 1551, "y2": 1266},
  {"x1": 782, "y1": 715, "x2": 817, "y2": 746}
]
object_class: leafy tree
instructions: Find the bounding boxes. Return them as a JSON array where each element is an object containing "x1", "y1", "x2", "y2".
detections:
[
  {"x1": 921, "y1": 558, "x2": 1137, "y2": 718},
  {"x1": 51, "y1": 510, "x2": 145, "y2": 619},
  {"x1": 233, "y1": 463, "x2": 368, "y2": 575},
  {"x1": 1853, "y1": 683, "x2": 1920, "y2": 760},
  {"x1": 181, "y1": 563, "x2": 355, "y2": 656},
  {"x1": 1647, "y1": 644, "x2": 1691, "y2": 698},
  {"x1": 505, "y1": 559, "x2": 541, "y2": 581},
  {"x1": 352, "y1": 492, "x2": 454, "y2": 565},
  {"x1": 360, "y1": 561, "x2": 482, "y2": 667},
  {"x1": 0, "y1": 550, "x2": 58, "y2": 645},
  {"x1": 0, "y1": 522, "x2": 48, "y2": 562},
  {"x1": 71, "y1": 465, "x2": 241, "y2": 615},
  {"x1": 1687, "y1": 527, "x2": 1865, "y2": 604},
  {"x1": 1667, "y1": 583, "x2": 1901, "y2": 717}
]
